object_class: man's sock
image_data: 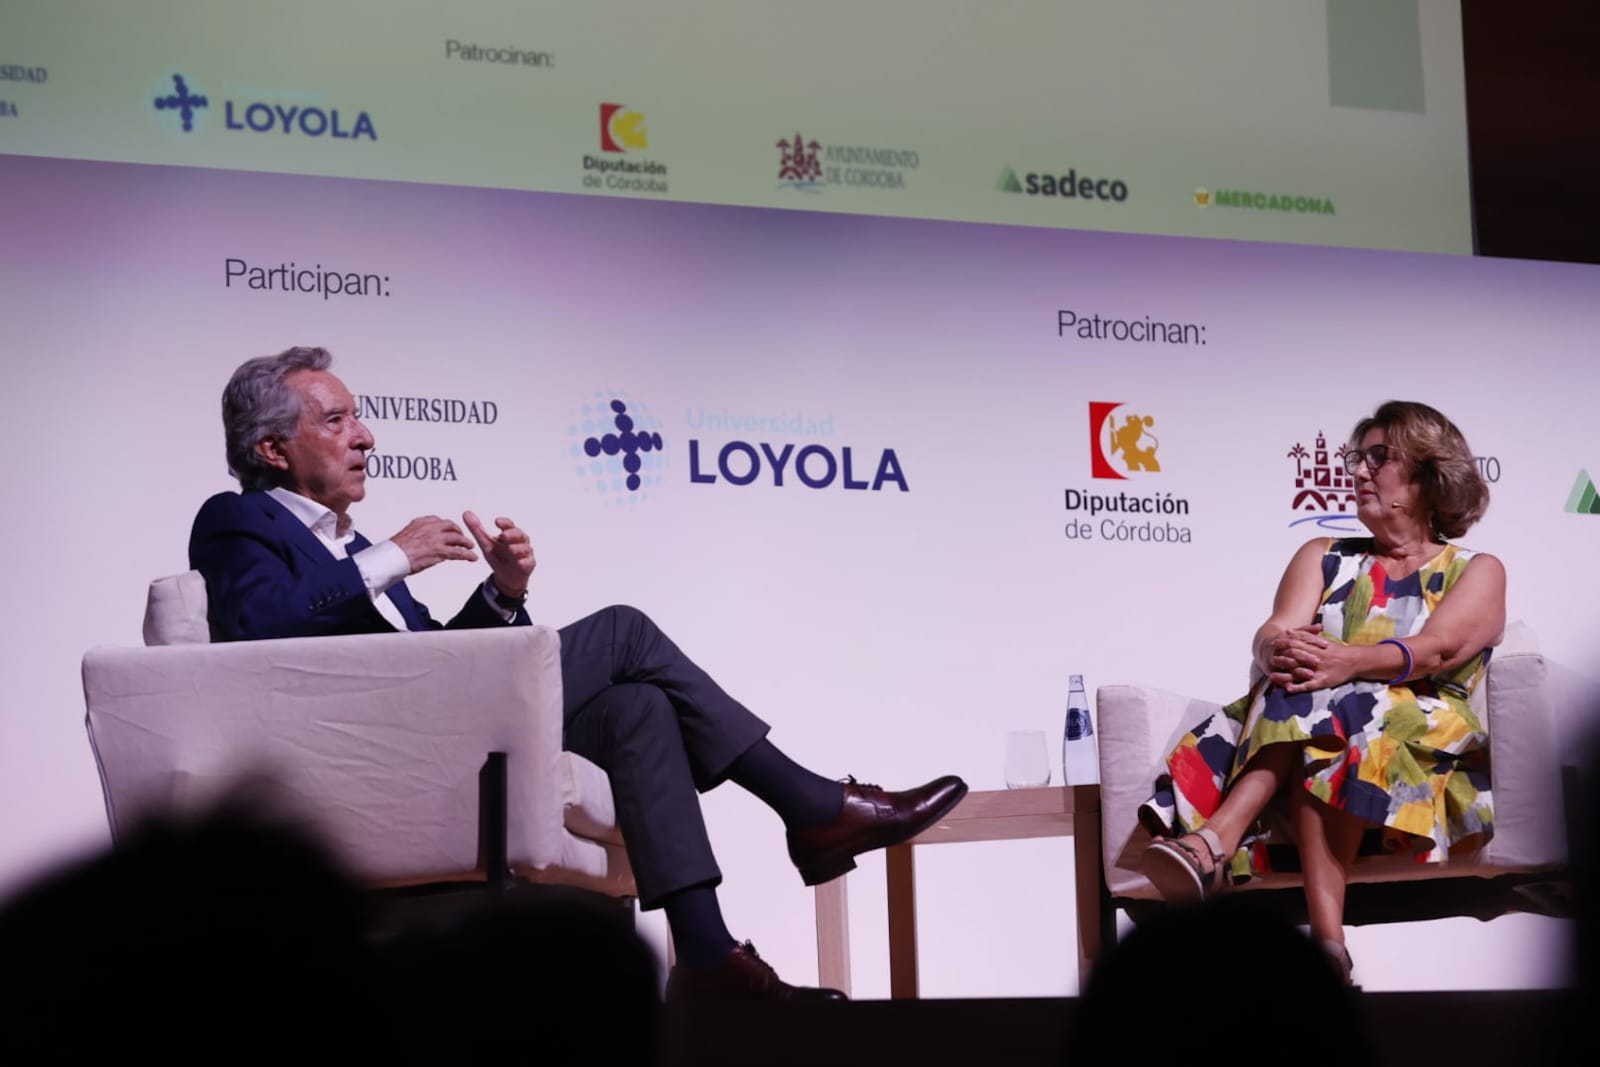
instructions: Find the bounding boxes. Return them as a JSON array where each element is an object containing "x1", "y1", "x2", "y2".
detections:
[
  {"x1": 726, "y1": 738, "x2": 845, "y2": 830},
  {"x1": 662, "y1": 884, "x2": 739, "y2": 970}
]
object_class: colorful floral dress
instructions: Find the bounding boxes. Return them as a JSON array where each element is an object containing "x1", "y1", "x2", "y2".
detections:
[{"x1": 1139, "y1": 538, "x2": 1495, "y2": 882}]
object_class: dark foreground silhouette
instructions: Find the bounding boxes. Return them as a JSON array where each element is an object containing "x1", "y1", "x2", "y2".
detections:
[{"x1": 0, "y1": 790, "x2": 660, "y2": 1063}]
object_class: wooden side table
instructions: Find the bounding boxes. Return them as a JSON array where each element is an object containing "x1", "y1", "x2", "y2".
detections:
[{"x1": 811, "y1": 785, "x2": 1105, "y2": 998}]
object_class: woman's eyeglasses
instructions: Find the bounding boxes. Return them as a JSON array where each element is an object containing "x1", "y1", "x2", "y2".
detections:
[{"x1": 1343, "y1": 443, "x2": 1397, "y2": 475}]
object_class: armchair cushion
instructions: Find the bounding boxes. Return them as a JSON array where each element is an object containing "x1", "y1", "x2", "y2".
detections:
[
  {"x1": 143, "y1": 570, "x2": 211, "y2": 646},
  {"x1": 561, "y1": 751, "x2": 624, "y2": 845}
]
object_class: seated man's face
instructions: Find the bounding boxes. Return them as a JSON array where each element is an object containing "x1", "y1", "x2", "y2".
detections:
[{"x1": 271, "y1": 370, "x2": 374, "y2": 516}]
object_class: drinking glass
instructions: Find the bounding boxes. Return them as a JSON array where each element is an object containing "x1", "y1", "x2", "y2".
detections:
[{"x1": 1004, "y1": 729, "x2": 1051, "y2": 789}]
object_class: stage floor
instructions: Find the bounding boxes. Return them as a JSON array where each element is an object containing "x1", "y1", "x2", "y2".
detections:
[{"x1": 661, "y1": 989, "x2": 1572, "y2": 1067}]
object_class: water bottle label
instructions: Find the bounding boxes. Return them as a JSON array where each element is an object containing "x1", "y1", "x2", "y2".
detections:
[{"x1": 1066, "y1": 708, "x2": 1093, "y2": 740}]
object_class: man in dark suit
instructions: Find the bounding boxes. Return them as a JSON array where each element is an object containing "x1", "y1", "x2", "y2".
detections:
[{"x1": 191, "y1": 346, "x2": 968, "y2": 1000}]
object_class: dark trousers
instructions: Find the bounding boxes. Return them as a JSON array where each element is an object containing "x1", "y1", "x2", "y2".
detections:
[{"x1": 558, "y1": 605, "x2": 770, "y2": 908}]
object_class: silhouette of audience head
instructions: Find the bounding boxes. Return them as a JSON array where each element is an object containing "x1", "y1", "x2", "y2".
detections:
[
  {"x1": 374, "y1": 886, "x2": 661, "y2": 1063},
  {"x1": 1066, "y1": 894, "x2": 1376, "y2": 1065},
  {"x1": 0, "y1": 782, "x2": 660, "y2": 1063},
  {"x1": 1549, "y1": 715, "x2": 1600, "y2": 1059},
  {"x1": 0, "y1": 784, "x2": 369, "y2": 1056}
]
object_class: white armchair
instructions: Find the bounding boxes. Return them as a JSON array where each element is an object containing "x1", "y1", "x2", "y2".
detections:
[
  {"x1": 82, "y1": 571, "x2": 635, "y2": 899},
  {"x1": 1094, "y1": 619, "x2": 1571, "y2": 928}
]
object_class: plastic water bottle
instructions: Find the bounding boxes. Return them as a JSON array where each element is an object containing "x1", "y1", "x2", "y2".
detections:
[{"x1": 1062, "y1": 674, "x2": 1099, "y2": 785}]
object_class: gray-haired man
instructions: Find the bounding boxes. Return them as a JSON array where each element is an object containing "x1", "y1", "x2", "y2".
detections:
[{"x1": 190, "y1": 345, "x2": 968, "y2": 1000}]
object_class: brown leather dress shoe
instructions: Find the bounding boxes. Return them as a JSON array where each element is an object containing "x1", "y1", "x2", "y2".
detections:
[
  {"x1": 664, "y1": 941, "x2": 848, "y2": 1002},
  {"x1": 786, "y1": 775, "x2": 968, "y2": 886}
]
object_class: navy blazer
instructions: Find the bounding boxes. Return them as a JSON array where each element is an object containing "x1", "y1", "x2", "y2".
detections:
[{"x1": 189, "y1": 490, "x2": 525, "y2": 642}]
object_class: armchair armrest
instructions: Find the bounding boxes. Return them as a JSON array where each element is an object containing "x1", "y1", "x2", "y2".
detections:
[
  {"x1": 1095, "y1": 683, "x2": 1223, "y2": 897},
  {"x1": 1480, "y1": 637, "x2": 1564, "y2": 867}
]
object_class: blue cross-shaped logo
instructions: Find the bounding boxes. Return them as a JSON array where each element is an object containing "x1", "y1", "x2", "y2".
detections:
[
  {"x1": 153, "y1": 73, "x2": 208, "y2": 132},
  {"x1": 584, "y1": 399, "x2": 664, "y2": 492}
]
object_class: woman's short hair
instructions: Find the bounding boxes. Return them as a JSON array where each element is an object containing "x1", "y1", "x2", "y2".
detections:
[
  {"x1": 1352, "y1": 400, "x2": 1488, "y2": 540},
  {"x1": 222, "y1": 347, "x2": 333, "y2": 491}
]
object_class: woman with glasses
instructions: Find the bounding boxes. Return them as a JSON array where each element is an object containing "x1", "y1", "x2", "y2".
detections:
[{"x1": 1136, "y1": 400, "x2": 1504, "y2": 985}]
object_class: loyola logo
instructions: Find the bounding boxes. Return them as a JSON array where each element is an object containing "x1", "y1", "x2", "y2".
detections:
[
  {"x1": 153, "y1": 73, "x2": 207, "y2": 132},
  {"x1": 584, "y1": 399, "x2": 664, "y2": 492},
  {"x1": 569, "y1": 392, "x2": 909, "y2": 499},
  {"x1": 151, "y1": 71, "x2": 377, "y2": 140},
  {"x1": 688, "y1": 439, "x2": 907, "y2": 491},
  {"x1": 569, "y1": 394, "x2": 670, "y2": 505}
]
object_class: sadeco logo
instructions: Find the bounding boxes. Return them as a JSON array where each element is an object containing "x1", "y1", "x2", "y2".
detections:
[
  {"x1": 151, "y1": 72, "x2": 377, "y2": 140},
  {"x1": 1566, "y1": 469, "x2": 1600, "y2": 515},
  {"x1": 998, "y1": 164, "x2": 1128, "y2": 203},
  {"x1": 1089, "y1": 401, "x2": 1162, "y2": 480}
]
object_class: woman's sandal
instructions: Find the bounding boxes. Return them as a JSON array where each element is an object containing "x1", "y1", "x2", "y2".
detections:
[{"x1": 1142, "y1": 826, "x2": 1226, "y2": 903}]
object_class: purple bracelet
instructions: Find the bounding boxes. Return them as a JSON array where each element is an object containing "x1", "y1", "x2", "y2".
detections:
[{"x1": 1378, "y1": 638, "x2": 1413, "y2": 684}]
